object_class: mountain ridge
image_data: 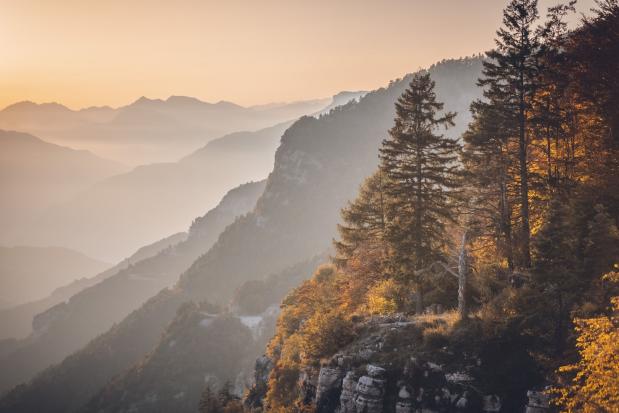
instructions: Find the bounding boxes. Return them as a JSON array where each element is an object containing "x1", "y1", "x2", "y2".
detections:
[
  {"x1": 0, "y1": 57, "x2": 484, "y2": 413},
  {"x1": 0, "y1": 180, "x2": 266, "y2": 396}
]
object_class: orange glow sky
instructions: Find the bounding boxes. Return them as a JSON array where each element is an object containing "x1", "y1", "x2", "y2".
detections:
[{"x1": 0, "y1": 0, "x2": 595, "y2": 109}]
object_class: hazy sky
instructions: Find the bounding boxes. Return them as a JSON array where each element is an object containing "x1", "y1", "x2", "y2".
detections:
[{"x1": 0, "y1": 0, "x2": 596, "y2": 109}]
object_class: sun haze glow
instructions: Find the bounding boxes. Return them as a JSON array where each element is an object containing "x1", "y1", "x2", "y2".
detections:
[{"x1": 0, "y1": 0, "x2": 595, "y2": 109}]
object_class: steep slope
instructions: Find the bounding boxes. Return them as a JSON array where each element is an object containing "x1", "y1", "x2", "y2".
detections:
[
  {"x1": 0, "y1": 232, "x2": 186, "y2": 340},
  {"x1": 0, "y1": 180, "x2": 266, "y2": 396},
  {"x1": 0, "y1": 57, "x2": 483, "y2": 413},
  {"x1": 314, "y1": 91, "x2": 367, "y2": 115},
  {"x1": 178, "y1": 58, "x2": 483, "y2": 304},
  {"x1": 23, "y1": 122, "x2": 289, "y2": 262},
  {"x1": 0, "y1": 130, "x2": 127, "y2": 247},
  {"x1": 80, "y1": 257, "x2": 324, "y2": 413},
  {"x1": 0, "y1": 247, "x2": 110, "y2": 309},
  {"x1": 0, "y1": 96, "x2": 330, "y2": 165},
  {"x1": 75, "y1": 60, "x2": 480, "y2": 412}
]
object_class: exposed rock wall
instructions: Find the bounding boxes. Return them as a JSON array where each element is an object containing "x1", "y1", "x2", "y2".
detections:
[{"x1": 246, "y1": 314, "x2": 548, "y2": 412}]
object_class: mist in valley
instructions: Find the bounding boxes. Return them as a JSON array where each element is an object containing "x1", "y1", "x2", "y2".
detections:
[{"x1": 1, "y1": 1, "x2": 617, "y2": 413}]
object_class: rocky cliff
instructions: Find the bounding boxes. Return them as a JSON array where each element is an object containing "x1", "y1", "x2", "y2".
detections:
[{"x1": 247, "y1": 312, "x2": 549, "y2": 413}]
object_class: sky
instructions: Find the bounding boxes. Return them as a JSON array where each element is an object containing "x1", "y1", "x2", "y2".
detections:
[{"x1": 0, "y1": 0, "x2": 597, "y2": 110}]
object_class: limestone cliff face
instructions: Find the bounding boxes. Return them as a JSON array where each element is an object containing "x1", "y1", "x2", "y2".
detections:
[{"x1": 246, "y1": 314, "x2": 548, "y2": 413}]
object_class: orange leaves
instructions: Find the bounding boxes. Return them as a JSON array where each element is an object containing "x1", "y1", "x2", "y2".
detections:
[{"x1": 552, "y1": 269, "x2": 619, "y2": 412}]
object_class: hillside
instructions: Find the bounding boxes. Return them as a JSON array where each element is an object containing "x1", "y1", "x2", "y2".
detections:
[
  {"x1": 0, "y1": 180, "x2": 266, "y2": 396},
  {"x1": 244, "y1": 5, "x2": 619, "y2": 413},
  {"x1": 24, "y1": 122, "x2": 288, "y2": 261},
  {"x1": 79, "y1": 256, "x2": 324, "y2": 413},
  {"x1": 0, "y1": 247, "x2": 110, "y2": 309},
  {"x1": 177, "y1": 57, "x2": 483, "y2": 304},
  {"x1": 0, "y1": 232, "x2": 186, "y2": 340},
  {"x1": 0, "y1": 130, "x2": 127, "y2": 248},
  {"x1": 0, "y1": 58, "x2": 484, "y2": 413}
]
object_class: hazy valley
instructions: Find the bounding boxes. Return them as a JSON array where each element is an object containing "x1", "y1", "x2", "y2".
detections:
[{"x1": 1, "y1": 1, "x2": 618, "y2": 413}]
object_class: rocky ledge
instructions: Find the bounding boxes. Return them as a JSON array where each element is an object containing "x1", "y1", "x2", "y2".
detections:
[{"x1": 245, "y1": 313, "x2": 550, "y2": 413}]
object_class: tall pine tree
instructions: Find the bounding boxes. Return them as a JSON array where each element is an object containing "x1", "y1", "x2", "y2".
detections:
[
  {"x1": 463, "y1": 97, "x2": 517, "y2": 270},
  {"x1": 480, "y1": 0, "x2": 541, "y2": 268},
  {"x1": 379, "y1": 73, "x2": 463, "y2": 314}
]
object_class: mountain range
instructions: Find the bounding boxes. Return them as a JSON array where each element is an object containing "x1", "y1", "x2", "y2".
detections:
[
  {"x1": 0, "y1": 180, "x2": 265, "y2": 396},
  {"x1": 1, "y1": 93, "x2": 365, "y2": 262},
  {"x1": 0, "y1": 130, "x2": 127, "y2": 252},
  {"x1": 0, "y1": 96, "x2": 334, "y2": 166},
  {"x1": 0, "y1": 232, "x2": 186, "y2": 341},
  {"x1": 19, "y1": 123, "x2": 289, "y2": 261},
  {"x1": 0, "y1": 57, "x2": 484, "y2": 413},
  {"x1": 0, "y1": 246, "x2": 110, "y2": 310}
]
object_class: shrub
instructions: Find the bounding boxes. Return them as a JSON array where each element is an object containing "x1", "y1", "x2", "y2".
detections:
[{"x1": 366, "y1": 278, "x2": 401, "y2": 315}]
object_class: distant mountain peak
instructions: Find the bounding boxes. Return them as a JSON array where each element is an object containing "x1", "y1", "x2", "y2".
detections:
[
  {"x1": 214, "y1": 100, "x2": 244, "y2": 109},
  {"x1": 165, "y1": 95, "x2": 206, "y2": 105},
  {"x1": 1, "y1": 101, "x2": 71, "y2": 113},
  {"x1": 131, "y1": 96, "x2": 164, "y2": 106},
  {"x1": 79, "y1": 105, "x2": 113, "y2": 112}
]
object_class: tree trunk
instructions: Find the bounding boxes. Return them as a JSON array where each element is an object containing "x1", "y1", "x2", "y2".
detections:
[
  {"x1": 414, "y1": 129, "x2": 424, "y2": 314},
  {"x1": 458, "y1": 231, "x2": 469, "y2": 320},
  {"x1": 499, "y1": 147, "x2": 514, "y2": 270},
  {"x1": 415, "y1": 283, "x2": 424, "y2": 315},
  {"x1": 519, "y1": 72, "x2": 532, "y2": 268}
]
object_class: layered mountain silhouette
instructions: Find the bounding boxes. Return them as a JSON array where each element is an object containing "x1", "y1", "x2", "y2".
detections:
[
  {"x1": 0, "y1": 57, "x2": 483, "y2": 413},
  {"x1": 79, "y1": 256, "x2": 325, "y2": 413},
  {"x1": 0, "y1": 130, "x2": 127, "y2": 250},
  {"x1": 0, "y1": 180, "x2": 265, "y2": 397},
  {"x1": 0, "y1": 96, "x2": 332, "y2": 165},
  {"x1": 23, "y1": 123, "x2": 289, "y2": 262},
  {"x1": 3, "y1": 93, "x2": 360, "y2": 262},
  {"x1": 0, "y1": 247, "x2": 110, "y2": 310},
  {"x1": 0, "y1": 232, "x2": 186, "y2": 341}
]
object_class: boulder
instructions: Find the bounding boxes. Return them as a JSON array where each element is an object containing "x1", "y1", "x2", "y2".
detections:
[
  {"x1": 395, "y1": 385, "x2": 413, "y2": 413},
  {"x1": 483, "y1": 394, "x2": 501, "y2": 412},
  {"x1": 525, "y1": 390, "x2": 550, "y2": 413},
  {"x1": 367, "y1": 365, "x2": 386, "y2": 378}
]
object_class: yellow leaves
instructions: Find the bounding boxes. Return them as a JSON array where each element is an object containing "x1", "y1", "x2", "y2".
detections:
[
  {"x1": 299, "y1": 308, "x2": 354, "y2": 361},
  {"x1": 278, "y1": 333, "x2": 305, "y2": 368},
  {"x1": 366, "y1": 278, "x2": 400, "y2": 315},
  {"x1": 602, "y1": 267, "x2": 619, "y2": 284},
  {"x1": 552, "y1": 269, "x2": 619, "y2": 412}
]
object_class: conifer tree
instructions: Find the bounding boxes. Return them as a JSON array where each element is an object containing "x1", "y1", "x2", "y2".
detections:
[
  {"x1": 532, "y1": 197, "x2": 580, "y2": 354},
  {"x1": 531, "y1": 1, "x2": 577, "y2": 191},
  {"x1": 463, "y1": 98, "x2": 517, "y2": 270},
  {"x1": 584, "y1": 205, "x2": 619, "y2": 278},
  {"x1": 379, "y1": 72, "x2": 463, "y2": 313},
  {"x1": 480, "y1": 0, "x2": 541, "y2": 268},
  {"x1": 218, "y1": 381, "x2": 236, "y2": 407},
  {"x1": 198, "y1": 385, "x2": 222, "y2": 413},
  {"x1": 334, "y1": 171, "x2": 387, "y2": 267}
]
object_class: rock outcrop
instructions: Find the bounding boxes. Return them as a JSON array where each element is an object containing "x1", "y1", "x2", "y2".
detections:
[
  {"x1": 316, "y1": 365, "x2": 344, "y2": 412},
  {"x1": 247, "y1": 313, "x2": 546, "y2": 413},
  {"x1": 353, "y1": 365, "x2": 386, "y2": 413},
  {"x1": 339, "y1": 371, "x2": 359, "y2": 413},
  {"x1": 525, "y1": 390, "x2": 550, "y2": 413}
]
